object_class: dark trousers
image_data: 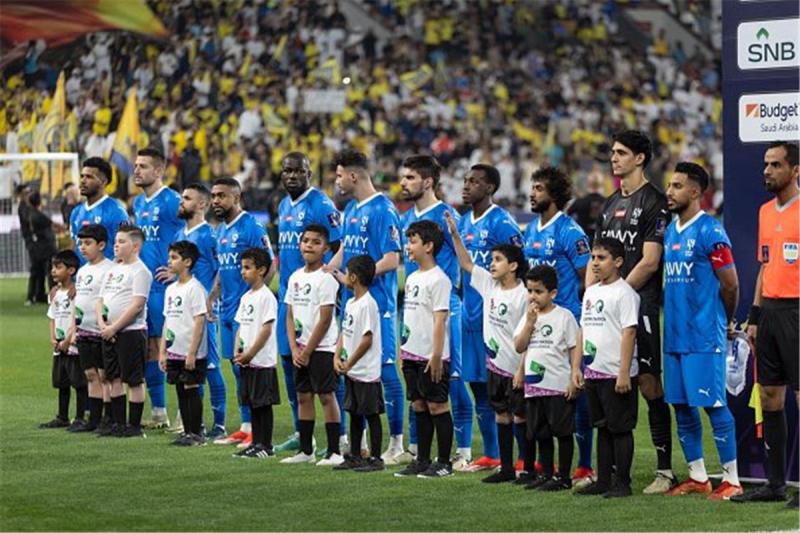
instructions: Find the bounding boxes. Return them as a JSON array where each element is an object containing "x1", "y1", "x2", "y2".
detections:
[{"x1": 27, "y1": 254, "x2": 50, "y2": 303}]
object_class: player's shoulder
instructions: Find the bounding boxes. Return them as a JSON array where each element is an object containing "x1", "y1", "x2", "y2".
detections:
[
  {"x1": 308, "y1": 187, "x2": 335, "y2": 206},
  {"x1": 698, "y1": 213, "x2": 729, "y2": 240},
  {"x1": 555, "y1": 211, "x2": 587, "y2": 236},
  {"x1": 640, "y1": 182, "x2": 667, "y2": 207},
  {"x1": 492, "y1": 204, "x2": 517, "y2": 224}
]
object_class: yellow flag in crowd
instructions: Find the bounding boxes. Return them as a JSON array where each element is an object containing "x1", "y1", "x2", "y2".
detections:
[
  {"x1": 109, "y1": 88, "x2": 141, "y2": 195},
  {"x1": 310, "y1": 57, "x2": 341, "y2": 85},
  {"x1": 32, "y1": 71, "x2": 68, "y2": 194},
  {"x1": 400, "y1": 64, "x2": 433, "y2": 92}
]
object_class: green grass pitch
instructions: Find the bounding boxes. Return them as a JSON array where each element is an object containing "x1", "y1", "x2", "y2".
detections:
[{"x1": 0, "y1": 277, "x2": 795, "y2": 531}]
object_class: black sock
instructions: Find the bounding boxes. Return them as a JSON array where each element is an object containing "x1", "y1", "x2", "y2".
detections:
[
  {"x1": 432, "y1": 411, "x2": 454, "y2": 464},
  {"x1": 596, "y1": 427, "x2": 614, "y2": 487},
  {"x1": 58, "y1": 387, "x2": 70, "y2": 420},
  {"x1": 263, "y1": 406, "x2": 274, "y2": 448},
  {"x1": 763, "y1": 410, "x2": 787, "y2": 489},
  {"x1": 524, "y1": 411, "x2": 537, "y2": 472},
  {"x1": 88, "y1": 397, "x2": 103, "y2": 426},
  {"x1": 252, "y1": 407, "x2": 264, "y2": 446},
  {"x1": 298, "y1": 419, "x2": 315, "y2": 455},
  {"x1": 612, "y1": 431, "x2": 634, "y2": 487},
  {"x1": 367, "y1": 414, "x2": 382, "y2": 460},
  {"x1": 186, "y1": 387, "x2": 202, "y2": 436},
  {"x1": 176, "y1": 384, "x2": 188, "y2": 428},
  {"x1": 325, "y1": 422, "x2": 341, "y2": 455},
  {"x1": 128, "y1": 401, "x2": 144, "y2": 428},
  {"x1": 111, "y1": 395, "x2": 126, "y2": 426},
  {"x1": 350, "y1": 413, "x2": 365, "y2": 455},
  {"x1": 416, "y1": 410, "x2": 434, "y2": 463},
  {"x1": 647, "y1": 397, "x2": 672, "y2": 471},
  {"x1": 557, "y1": 435, "x2": 574, "y2": 479},
  {"x1": 497, "y1": 422, "x2": 514, "y2": 472},
  {"x1": 538, "y1": 437, "x2": 555, "y2": 477},
  {"x1": 75, "y1": 386, "x2": 88, "y2": 419},
  {"x1": 103, "y1": 401, "x2": 112, "y2": 422},
  {"x1": 514, "y1": 421, "x2": 528, "y2": 466}
]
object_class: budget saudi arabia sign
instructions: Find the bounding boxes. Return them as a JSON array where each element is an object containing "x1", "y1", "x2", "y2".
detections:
[
  {"x1": 737, "y1": 18, "x2": 800, "y2": 70},
  {"x1": 738, "y1": 92, "x2": 800, "y2": 142}
]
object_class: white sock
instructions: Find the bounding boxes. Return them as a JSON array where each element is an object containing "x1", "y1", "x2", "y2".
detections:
[
  {"x1": 457, "y1": 447, "x2": 472, "y2": 461},
  {"x1": 722, "y1": 460, "x2": 739, "y2": 486},
  {"x1": 390, "y1": 434, "x2": 403, "y2": 450},
  {"x1": 339, "y1": 434, "x2": 349, "y2": 447},
  {"x1": 240, "y1": 422, "x2": 252, "y2": 433},
  {"x1": 408, "y1": 443, "x2": 418, "y2": 455},
  {"x1": 153, "y1": 407, "x2": 167, "y2": 416},
  {"x1": 688, "y1": 458, "x2": 708, "y2": 483},
  {"x1": 657, "y1": 468, "x2": 674, "y2": 478},
  {"x1": 361, "y1": 429, "x2": 369, "y2": 450}
]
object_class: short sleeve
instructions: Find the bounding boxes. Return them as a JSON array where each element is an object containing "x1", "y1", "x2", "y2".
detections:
[
  {"x1": 703, "y1": 221, "x2": 735, "y2": 271},
  {"x1": 234, "y1": 299, "x2": 244, "y2": 323},
  {"x1": 377, "y1": 202, "x2": 402, "y2": 255},
  {"x1": 619, "y1": 287, "x2": 640, "y2": 329},
  {"x1": 204, "y1": 232, "x2": 220, "y2": 274},
  {"x1": 318, "y1": 274, "x2": 339, "y2": 306},
  {"x1": 189, "y1": 285, "x2": 207, "y2": 317},
  {"x1": 132, "y1": 268, "x2": 152, "y2": 297},
  {"x1": 47, "y1": 299, "x2": 57, "y2": 320},
  {"x1": 563, "y1": 223, "x2": 591, "y2": 269},
  {"x1": 512, "y1": 316, "x2": 526, "y2": 340},
  {"x1": 757, "y1": 205, "x2": 766, "y2": 262},
  {"x1": 283, "y1": 272, "x2": 297, "y2": 305},
  {"x1": 564, "y1": 312, "x2": 579, "y2": 349},
  {"x1": 642, "y1": 192, "x2": 669, "y2": 244},
  {"x1": 317, "y1": 196, "x2": 342, "y2": 244},
  {"x1": 429, "y1": 275, "x2": 451, "y2": 312},
  {"x1": 363, "y1": 300, "x2": 377, "y2": 336},
  {"x1": 261, "y1": 291, "x2": 277, "y2": 325},
  {"x1": 494, "y1": 216, "x2": 523, "y2": 248},
  {"x1": 469, "y1": 265, "x2": 494, "y2": 297}
]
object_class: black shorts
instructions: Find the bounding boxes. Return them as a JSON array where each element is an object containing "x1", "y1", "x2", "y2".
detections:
[
  {"x1": 488, "y1": 370, "x2": 525, "y2": 417},
  {"x1": 525, "y1": 395, "x2": 575, "y2": 439},
  {"x1": 240, "y1": 366, "x2": 281, "y2": 409},
  {"x1": 757, "y1": 298, "x2": 799, "y2": 391},
  {"x1": 166, "y1": 358, "x2": 208, "y2": 386},
  {"x1": 52, "y1": 354, "x2": 87, "y2": 389},
  {"x1": 402, "y1": 359, "x2": 450, "y2": 404},
  {"x1": 585, "y1": 377, "x2": 638, "y2": 434},
  {"x1": 102, "y1": 329, "x2": 147, "y2": 385},
  {"x1": 636, "y1": 300, "x2": 662, "y2": 376},
  {"x1": 294, "y1": 351, "x2": 337, "y2": 394},
  {"x1": 344, "y1": 377, "x2": 385, "y2": 416},
  {"x1": 76, "y1": 336, "x2": 103, "y2": 372}
]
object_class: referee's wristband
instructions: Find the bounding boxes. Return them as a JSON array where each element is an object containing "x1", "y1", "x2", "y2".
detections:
[{"x1": 748, "y1": 305, "x2": 761, "y2": 325}]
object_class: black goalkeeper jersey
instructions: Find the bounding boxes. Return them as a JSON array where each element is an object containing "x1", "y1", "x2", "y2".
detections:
[{"x1": 595, "y1": 181, "x2": 669, "y2": 303}]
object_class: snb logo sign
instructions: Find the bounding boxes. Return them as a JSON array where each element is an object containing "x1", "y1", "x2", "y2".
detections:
[{"x1": 738, "y1": 19, "x2": 799, "y2": 70}]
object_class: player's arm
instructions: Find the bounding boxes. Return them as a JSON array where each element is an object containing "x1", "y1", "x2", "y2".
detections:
[
  {"x1": 327, "y1": 246, "x2": 343, "y2": 271},
  {"x1": 236, "y1": 320, "x2": 274, "y2": 365},
  {"x1": 105, "y1": 296, "x2": 147, "y2": 338},
  {"x1": 616, "y1": 326, "x2": 636, "y2": 394},
  {"x1": 301, "y1": 304, "x2": 334, "y2": 358},
  {"x1": 710, "y1": 243, "x2": 739, "y2": 337},
  {"x1": 207, "y1": 273, "x2": 220, "y2": 320},
  {"x1": 625, "y1": 241, "x2": 663, "y2": 291},
  {"x1": 343, "y1": 331, "x2": 373, "y2": 372},
  {"x1": 747, "y1": 265, "x2": 765, "y2": 345},
  {"x1": 444, "y1": 211, "x2": 474, "y2": 274},
  {"x1": 426, "y1": 309, "x2": 447, "y2": 383}
]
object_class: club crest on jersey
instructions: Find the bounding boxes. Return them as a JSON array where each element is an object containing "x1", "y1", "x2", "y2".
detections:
[
  {"x1": 630, "y1": 207, "x2": 643, "y2": 226},
  {"x1": 575, "y1": 239, "x2": 590, "y2": 255},
  {"x1": 510, "y1": 235, "x2": 523, "y2": 247},
  {"x1": 784, "y1": 242, "x2": 798, "y2": 264},
  {"x1": 327, "y1": 213, "x2": 340, "y2": 228},
  {"x1": 360, "y1": 216, "x2": 369, "y2": 232},
  {"x1": 390, "y1": 225, "x2": 400, "y2": 242}
]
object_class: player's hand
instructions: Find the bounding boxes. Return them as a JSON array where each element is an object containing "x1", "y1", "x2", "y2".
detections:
[
  {"x1": 323, "y1": 265, "x2": 346, "y2": 285},
  {"x1": 426, "y1": 355, "x2": 443, "y2": 383},
  {"x1": 158, "y1": 356, "x2": 167, "y2": 372},
  {"x1": 615, "y1": 374, "x2": 631, "y2": 394},
  {"x1": 443, "y1": 211, "x2": 458, "y2": 235},
  {"x1": 512, "y1": 367, "x2": 524, "y2": 390},
  {"x1": 726, "y1": 321, "x2": 737, "y2": 340},
  {"x1": 571, "y1": 369, "x2": 584, "y2": 391},
  {"x1": 155, "y1": 266, "x2": 174, "y2": 283},
  {"x1": 185, "y1": 354, "x2": 196, "y2": 371},
  {"x1": 746, "y1": 323, "x2": 757, "y2": 349},
  {"x1": 206, "y1": 298, "x2": 217, "y2": 322},
  {"x1": 565, "y1": 382, "x2": 578, "y2": 401}
]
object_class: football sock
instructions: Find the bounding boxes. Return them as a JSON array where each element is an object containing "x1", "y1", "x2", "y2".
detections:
[
  {"x1": 722, "y1": 460, "x2": 739, "y2": 486},
  {"x1": 205, "y1": 365, "x2": 227, "y2": 429},
  {"x1": 470, "y1": 382, "x2": 499, "y2": 459},
  {"x1": 557, "y1": 435, "x2": 574, "y2": 479},
  {"x1": 575, "y1": 393, "x2": 593, "y2": 469},
  {"x1": 186, "y1": 387, "x2": 202, "y2": 435},
  {"x1": 350, "y1": 414, "x2": 365, "y2": 456},
  {"x1": 280, "y1": 355, "x2": 300, "y2": 432},
  {"x1": 408, "y1": 403, "x2": 418, "y2": 446},
  {"x1": 497, "y1": 422, "x2": 514, "y2": 472},
  {"x1": 58, "y1": 387, "x2": 70, "y2": 420},
  {"x1": 538, "y1": 437, "x2": 555, "y2": 477},
  {"x1": 325, "y1": 422, "x2": 341, "y2": 455},
  {"x1": 688, "y1": 458, "x2": 709, "y2": 483},
  {"x1": 523, "y1": 423, "x2": 536, "y2": 473},
  {"x1": 111, "y1": 395, "x2": 126, "y2": 426},
  {"x1": 596, "y1": 427, "x2": 614, "y2": 487},
  {"x1": 390, "y1": 433, "x2": 403, "y2": 451},
  {"x1": 75, "y1": 386, "x2": 88, "y2": 419},
  {"x1": 416, "y1": 410, "x2": 434, "y2": 463},
  {"x1": 612, "y1": 430, "x2": 634, "y2": 487},
  {"x1": 367, "y1": 414, "x2": 382, "y2": 460},
  {"x1": 128, "y1": 401, "x2": 144, "y2": 429},
  {"x1": 144, "y1": 360, "x2": 166, "y2": 410},
  {"x1": 335, "y1": 376, "x2": 347, "y2": 436},
  {"x1": 88, "y1": 397, "x2": 103, "y2": 426},
  {"x1": 763, "y1": 409, "x2": 787, "y2": 488},
  {"x1": 513, "y1": 421, "x2": 526, "y2": 462},
  {"x1": 229, "y1": 361, "x2": 251, "y2": 424},
  {"x1": 647, "y1": 397, "x2": 672, "y2": 471},
  {"x1": 381, "y1": 363, "x2": 404, "y2": 436},
  {"x1": 432, "y1": 411, "x2": 454, "y2": 464},
  {"x1": 674, "y1": 403, "x2": 704, "y2": 463},
  {"x1": 263, "y1": 406, "x2": 274, "y2": 448},
  {"x1": 103, "y1": 401, "x2": 112, "y2": 422},
  {"x1": 176, "y1": 384, "x2": 188, "y2": 428},
  {"x1": 450, "y1": 378, "x2": 474, "y2": 451},
  {"x1": 251, "y1": 406, "x2": 264, "y2": 446},
  {"x1": 298, "y1": 419, "x2": 315, "y2": 455},
  {"x1": 705, "y1": 405, "x2": 737, "y2": 465}
]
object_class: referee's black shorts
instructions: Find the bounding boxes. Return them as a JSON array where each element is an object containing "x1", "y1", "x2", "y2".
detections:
[{"x1": 756, "y1": 298, "x2": 799, "y2": 391}]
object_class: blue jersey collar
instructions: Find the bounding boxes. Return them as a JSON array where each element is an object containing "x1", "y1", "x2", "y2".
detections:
[
  {"x1": 675, "y1": 210, "x2": 705, "y2": 233},
  {"x1": 85, "y1": 195, "x2": 109, "y2": 211},
  {"x1": 183, "y1": 221, "x2": 209, "y2": 235},
  {"x1": 289, "y1": 187, "x2": 313, "y2": 207},
  {"x1": 221, "y1": 211, "x2": 246, "y2": 229},
  {"x1": 356, "y1": 192, "x2": 381, "y2": 209},
  {"x1": 470, "y1": 204, "x2": 496, "y2": 224},
  {"x1": 537, "y1": 210, "x2": 563, "y2": 232},
  {"x1": 143, "y1": 185, "x2": 168, "y2": 202},
  {"x1": 414, "y1": 200, "x2": 443, "y2": 217}
]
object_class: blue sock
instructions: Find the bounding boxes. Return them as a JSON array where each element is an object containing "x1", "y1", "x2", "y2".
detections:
[
  {"x1": 336, "y1": 375, "x2": 347, "y2": 436},
  {"x1": 280, "y1": 355, "x2": 299, "y2": 432},
  {"x1": 705, "y1": 405, "x2": 737, "y2": 464},
  {"x1": 145, "y1": 360, "x2": 166, "y2": 410},
  {"x1": 381, "y1": 363, "x2": 404, "y2": 436},
  {"x1": 673, "y1": 403, "x2": 703, "y2": 463},
  {"x1": 575, "y1": 392, "x2": 593, "y2": 469},
  {"x1": 229, "y1": 361, "x2": 251, "y2": 425},
  {"x1": 450, "y1": 378, "x2": 473, "y2": 450},
  {"x1": 408, "y1": 402, "x2": 418, "y2": 446},
  {"x1": 470, "y1": 381, "x2": 498, "y2": 459},
  {"x1": 206, "y1": 365, "x2": 226, "y2": 429}
]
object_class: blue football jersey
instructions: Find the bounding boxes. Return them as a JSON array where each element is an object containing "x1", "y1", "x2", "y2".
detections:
[
  {"x1": 523, "y1": 211, "x2": 590, "y2": 320},
  {"x1": 663, "y1": 212, "x2": 734, "y2": 354},
  {"x1": 459, "y1": 205, "x2": 522, "y2": 324},
  {"x1": 69, "y1": 196, "x2": 129, "y2": 265},
  {"x1": 174, "y1": 221, "x2": 218, "y2": 293},
  {"x1": 216, "y1": 211, "x2": 274, "y2": 320},
  {"x1": 277, "y1": 188, "x2": 342, "y2": 300},
  {"x1": 401, "y1": 201, "x2": 461, "y2": 292},
  {"x1": 340, "y1": 193, "x2": 402, "y2": 314},
  {"x1": 132, "y1": 186, "x2": 182, "y2": 292}
]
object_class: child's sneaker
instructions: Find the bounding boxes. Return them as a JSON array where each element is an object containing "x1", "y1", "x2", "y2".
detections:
[
  {"x1": 233, "y1": 445, "x2": 256, "y2": 458},
  {"x1": 482, "y1": 469, "x2": 516, "y2": 484},
  {"x1": 316, "y1": 452, "x2": 345, "y2": 466},
  {"x1": 355, "y1": 457, "x2": 386, "y2": 472},
  {"x1": 66, "y1": 419, "x2": 88, "y2": 432},
  {"x1": 418, "y1": 461, "x2": 454, "y2": 479},
  {"x1": 333, "y1": 454, "x2": 365, "y2": 471},
  {"x1": 524, "y1": 475, "x2": 551, "y2": 490},
  {"x1": 205, "y1": 425, "x2": 226, "y2": 441},
  {"x1": 603, "y1": 483, "x2": 633, "y2": 498},
  {"x1": 274, "y1": 432, "x2": 301, "y2": 452},
  {"x1": 574, "y1": 481, "x2": 610, "y2": 496},
  {"x1": 121, "y1": 426, "x2": 147, "y2": 438},
  {"x1": 143, "y1": 412, "x2": 170, "y2": 429},
  {"x1": 280, "y1": 452, "x2": 316, "y2": 464},
  {"x1": 513, "y1": 471, "x2": 537, "y2": 486},
  {"x1": 394, "y1": 459, "x2": 431, "y2": 477},
  {"x1": 247, "y1": 444, "x2": 275, "y2": 459},
  {"x1": 642, "y1": 471, "x2": 677, "y2": 494},
  {"x1": 538, "y1": 475, "x2": 572, "y2": 492},
  {"x1": 39, "y1": 417, "x2": 70, "y2": 429}
]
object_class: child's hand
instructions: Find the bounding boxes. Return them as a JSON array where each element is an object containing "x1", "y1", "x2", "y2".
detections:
[
  {"x1": 426, "y1": 355, "x2": 443, "y2": 383},
  {"x1": 155, "y1": 266, "x2": 174, "y2": 283},
  {"x1": 292, "y1": 347, "x2": 308, "y2": 368},
  {"x1": 341, "y1": 359, "x2": 352, "y2": 374},
  {"x1": 512, "y1": 367, "x2": 524, "y2": 390},
  {"x1": 443, "y1": 211, "x2": 458, "y2": 235},
  {"x1": 100, "y1": 323, "x2": 117, "y2": 341},
  {"x1": 159, "y1": 355, "x2": 167, "y2": 372},
  {"x1": 57, "y1": 339, "x2": 70, "y2": 353},
  {"x1": 565, "y1": 382, "x2": 578, "y2": 401},
  {"x1": 615, "y1": 374, "x2": 631, "y2": 394},
  {"x1": 334, "y1": 357, "x2": 344, "y2": 374},
  {"x1": 571, "y1": 369, "x2": 584, "y2": 391},
  {"x1": 185, "y1": 354, "x2": 196, "y2": 371},
  {"x1": 526, "y1": 298, "x2": 538, "y2": 325}
]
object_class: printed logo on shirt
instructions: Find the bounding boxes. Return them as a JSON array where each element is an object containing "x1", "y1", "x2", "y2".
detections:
[
  {"x1": 168, "y1": 295, "x2": 183, "y2": 309},
  {"x1": 510, "y1": 234, "x2": 523, "y2": 247},
  {"x1": 327, "y1": 212, "x2": 341, "y2": 228},
  {"x1": 79, "y1": 274, "x2": 94, "y2": 286},
  {"x1": 526, "y1": 360, "x2": 546, "y2": 384},
  {"x1": 583, "y1": 339, "x2": 597, "y2": 365},
  {"x1": 55, "y1": 327, "x2": 66, "y2": 340},
  {"x1": 401, "y1": 323, "x2": 410, "y2": 345},
  {"x1": 783, "y1": 242, "x2": 798, "y2": 264},
  {"x1": 584, "y1": 298, "x2": 604, "y2": 313},
  {"x1": 575, "y1": 239, "x2": 590, "y2": 256},
  {"x1": 540, "y1": 324, "x2": 553, "y2": 337},
  {"x1": 293, "y1": 318, "x2": 303, "y2": 338},
  {"x1": 75, "y1": 306, "x2": 84, "y2": 325},
  {"x1": 102, "y1": 304, "x2": 109, "y2": 322},
  {"x1": 485, "y1": 337, "x2": 500, "y2": 359},
  {"x1": 166, "y1": 328, "x2": 175, "y2": 348}
]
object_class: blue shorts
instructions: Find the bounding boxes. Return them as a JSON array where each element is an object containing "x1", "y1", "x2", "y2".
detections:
[
  {"x1": 664, "y1": 352, "x2": 727, "y2": 407},
  {"x1": 461, "y1": 317, "x2": 487, "y2": 383},
  {"x1": 380, "y1": 313, "x2": 397, "y2": 364},
  {"x1": 220, "y1": 318, "x2": 239, "y2": 360},
  {"x1": 277, "y1": 301, "x2": 290, "y2": 356},
  {"x1": 206, "y1": 320, "x2": 220, "y2": 369},
  {"x1": 146, "y1": 290, "x2": 165, "y2": 338},
  {"x1": 448, "y1": 297, "x2": 463, "y2": 378}
]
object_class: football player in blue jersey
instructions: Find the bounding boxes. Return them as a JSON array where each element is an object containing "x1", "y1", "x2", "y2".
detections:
[
  {"x1": 70, "y1": 157, "x2": 129, "y2": 266},
  {"x1": 457, "y1": 164, "x2": 523, "y2": 472},
  {"x1": 524, "y1": 167, "x2": 594, "y2": 486},
  {"x1": 132, "y1": 148, "x2": 182, "y2": 429},
  {"x1": 325, "y1": 150, "x2": 405, "y2": 459},
  {"x1": 398, "y1": 155, "x2": 474, "y2": 468},
  {"x1": 174, "y1": 184, "x2": 227, "y2": 440},
  {"x1": 210, "y1": 177, "x2": 275, "y2": 448},
  {"x1": 275, "y1": 152, "x2": 343, "y2": 454},
  {"x1": 661, "y1": 162, "x2": 742, "y2": 500}
]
